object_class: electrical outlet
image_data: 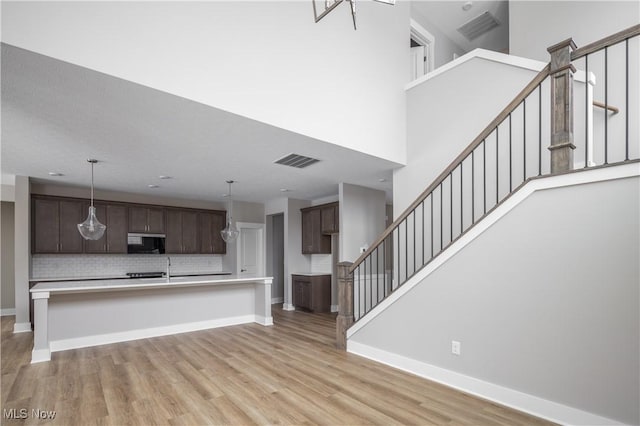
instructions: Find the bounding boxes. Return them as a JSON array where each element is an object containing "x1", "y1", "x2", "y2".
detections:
[{"x1": 451, "y1": 340, "x2": 461, "y2": 355}]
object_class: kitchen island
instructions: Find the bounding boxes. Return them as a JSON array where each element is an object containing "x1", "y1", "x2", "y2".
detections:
[{"x1": 30, "y1": 274, "x2": 273, "y2": 363}]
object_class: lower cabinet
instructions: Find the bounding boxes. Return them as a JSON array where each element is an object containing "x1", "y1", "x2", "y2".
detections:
[{"x1": 292, "y1": 274, "x2": 331, "y2": 313}]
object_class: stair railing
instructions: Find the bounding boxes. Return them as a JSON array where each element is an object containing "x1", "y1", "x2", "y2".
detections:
[{"x1": 337, "y1": 24, "x2": 639, "y2": 348}]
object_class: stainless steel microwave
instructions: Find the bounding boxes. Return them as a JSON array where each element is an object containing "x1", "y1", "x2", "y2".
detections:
[{"x1": 127, "y1": 233, "x2": 166, "y2": 254}]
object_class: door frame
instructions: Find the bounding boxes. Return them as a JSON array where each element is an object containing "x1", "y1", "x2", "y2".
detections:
[
  {"x1": 236, "y1": 222, "x2": 266, "y2": 276},
  {"x1": 410, "y1": 18, "x2": 435, "y2": 75}
]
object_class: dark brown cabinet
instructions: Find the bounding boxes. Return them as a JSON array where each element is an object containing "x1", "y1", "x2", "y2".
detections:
[
  {"x1": 32, "y1": 197, "x2": 85, "y2": 254},
  {"x1": 84, "y1": 203, "x2": 128, "y2": 253},
  {"x1": 166, "y1": 209, "x2": 199, "y2": 254},
  {"x1": 199, "y1": 211, "x2": 227, "y2": 254},
  {"x1": 301, "y1": 203, "x2": 337, "y2": 254},
  {"x1": 321, "y1": 202, "x2": 339, "y2": 234},
  {"x1": 32, "y1": 195, "x2": 227, "y2": 255},
  {"x1": 292, "y1": 274, "x2": 331, "y2": 312},
  {"x1": 129, "y1": 206, "x2": 165, "y2": 233}
]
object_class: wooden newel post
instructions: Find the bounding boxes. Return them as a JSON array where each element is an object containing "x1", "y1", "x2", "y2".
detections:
[
  {"x1": 336, "y1": 261, "x2": 354, "y2": 350},
  {"x1": 548, "y1": 38, "x2": 577, "y2": 173}
]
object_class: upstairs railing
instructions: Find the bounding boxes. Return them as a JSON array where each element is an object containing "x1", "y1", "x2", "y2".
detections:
[{"x1": 336, "y1": 24, "x2": 640, "y2": 348}]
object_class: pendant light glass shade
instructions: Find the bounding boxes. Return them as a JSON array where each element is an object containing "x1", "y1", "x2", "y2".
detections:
[
  {"x1": 77, "y1": 159, "x2": 106, "y2": 240},
  {"x1": 220, "y1": 180, "x2": 239, "y2": 243},
  {"x1": 78, "y1": 206, "x2": 106, "y2": 240}
]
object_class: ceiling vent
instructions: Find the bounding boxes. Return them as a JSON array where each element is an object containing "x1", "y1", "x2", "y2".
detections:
[
  {"x1": 457, "y1": 11, "x2": 500, "y2": 41},
  {"x1": 274, "y1": 153, "x2": 320, "y2": 169}
]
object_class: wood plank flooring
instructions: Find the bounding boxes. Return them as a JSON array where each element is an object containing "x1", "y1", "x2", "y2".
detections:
[{"x1": 1, "y1": 307, "x2": 553, "y2": 425}]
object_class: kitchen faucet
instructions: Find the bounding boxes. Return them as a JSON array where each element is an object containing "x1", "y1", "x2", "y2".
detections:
[{"x1": 166, "y1": 256, "x2": 171, "y2": 280}]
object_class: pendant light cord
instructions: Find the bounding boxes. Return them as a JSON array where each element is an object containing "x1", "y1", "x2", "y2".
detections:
[{"x1": 90, "y1": 161, "x2": 95, "y2": 207}]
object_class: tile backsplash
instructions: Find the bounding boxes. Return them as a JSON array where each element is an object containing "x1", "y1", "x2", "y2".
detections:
[
  {"x1": 310, "y1": 254, "x2": 332, "y2": 273},
  {"x1": 32, "y1": 254, "x2": 224, "y2": 278}
]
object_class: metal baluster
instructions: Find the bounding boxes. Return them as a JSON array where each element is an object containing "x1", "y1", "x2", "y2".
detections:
[
  {"x1": 363, "y1": 254, "x2": 367, "y2": 314},
  {"x1": 357, "y1": 267, "x2": 360, "y2": 320},
  {"x1": 472, "y1": 150, "x2": 475, "y2": 224},
  {"x1": 625, "y1": 39, "x2": 629, "y2": 161},
  {"x1": 405, "y1": 219, "x2": 408, "y2": 284},
  {"x1": 523, "y1": 99, "x2": 527, "y2": 180},
  {"x1": 383, "y1": 237, "x2": 386, "y2": 297},
  {"x1": 509, "y1": 113, "x2": 512, "y2": 192},
  {"x1": 369, "y1": 254, "x2": 373, "y2": 310},
  {"x1": 483, "y1": 139, "x2": 487, "y2": 214},
  {"x1": 605, "y1": 46, "x2": 608, "y2": 164},
  {"x1": 440, "y1": 184, "x2": 443, "y2": 251},
  {"x1": 538, "y1": 84, "x2": 542, "y2": 176},
  {"x1": 585, "y1": 55, "x2": 589, "y2": 168},
  {"x1": 449, "y1": 173, "x2": 453, "y2": 243},
  {"x1": 430, "y1": 194, "x2": 434, "y2": 259},
  {"x1": 460, "y1": 162, "x2": 463, "y2": 235},
  {"x1": 421, "y1": 201, "x2": 425, "y2": 267},
  {"x1": 413, "y1": 210, "x2": 416, "y2": 275},
  {"x1": 496, "y1": 128, "x2": 499, "y2": 204}
]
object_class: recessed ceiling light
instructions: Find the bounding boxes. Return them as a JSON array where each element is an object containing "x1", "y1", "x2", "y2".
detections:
[
  {"x1": 280, "y1": 188, "x2": 292, "y2": 192},
  {"x1": 462, "y1": 1, "x2": 473, "y2": 11},
  {"x1": 148, "y1": 184, "x2": 159, "y2": 188},
  {"x1": 48, "y1": 172, "x2": 64, "y2": 177},
  {"x1": 158, "y1": 175, "x2": 173, "y2": 180},
  {"x1": 378, "y1": 178, "x2": 387, "y2": 182}
]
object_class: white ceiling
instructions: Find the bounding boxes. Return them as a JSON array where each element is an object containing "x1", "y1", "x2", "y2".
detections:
[
  {"x1": 1, "y1": 44, "x2": 400, "y2": 204},
  {"x1": 412, "y1": 0, "x2": 509, "y2": 54}
]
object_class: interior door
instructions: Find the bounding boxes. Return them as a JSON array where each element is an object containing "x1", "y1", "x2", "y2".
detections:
[
  {"x1": 410, "y1": 45, "x2": 426, "y2": 81},
  {"x1": 239, "y1": 227, "x2": 261, "y2": 276}
]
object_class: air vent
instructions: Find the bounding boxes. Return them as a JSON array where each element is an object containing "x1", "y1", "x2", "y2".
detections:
[
  {"x1": 457, "y1": 11, "x2": 500, "y2": 41},
  {"x1": 274, "y1": 153, "x2": 320, "y2": 169}
]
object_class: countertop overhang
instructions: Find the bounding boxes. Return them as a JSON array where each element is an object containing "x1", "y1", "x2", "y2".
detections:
[{"x1": 30, "y1": 274, "x2": 273, "y2": 295}]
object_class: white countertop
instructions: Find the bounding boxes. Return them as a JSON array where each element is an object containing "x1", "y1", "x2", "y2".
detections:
[
  {"x1": 30, "y1": 271, "x2": 232, "y2": 282},
  {"x1": 291, "y1": 272, "x2": 332, "y2": 276},
  {"x1": 30, "y1": 274, "x2": 273, "y2": 295}
]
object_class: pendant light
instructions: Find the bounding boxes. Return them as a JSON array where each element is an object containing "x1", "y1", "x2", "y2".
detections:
[
  {"x1": 220, "y1": 180, "x2": 239, "y2": 243},
  {"x1": 77, "y1": 159, "x2": 106, "y2": 240}
]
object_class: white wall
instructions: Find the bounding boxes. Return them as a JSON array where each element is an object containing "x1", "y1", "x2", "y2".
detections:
[
  {"x1": 410, "y1": 6, "x2": 466, "y2": 69},
  {"x1": 1, "y1": 202, "x2": 15, "y2": 313},
  {"x1": 1, "y1": 1, "x2": 409, "y2": 164},
  {"x1": 13, "y1": 176, "x2": 30, "y2": 331},
  {"x1": 510, "y1": 1, "x2": 640, "y2": 62},
  {"x1": 350, "y1": 175, "x2": 640, "y2": 425},
  {"x1": 339, "y1": 183, "x2": 386, "y2": 262},
  {"x1": 396, "y1": 53, "x2": 544, "y2": 216}
]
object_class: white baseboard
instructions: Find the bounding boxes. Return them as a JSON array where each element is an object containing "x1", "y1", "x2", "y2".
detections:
[
  {"x1": 331, "y1": 304, "x2": 339, "y2": 313},
  {"x1": 49, "y1": 315, "x2": 257, "y2": 353},
  {"x1": 31, "y1": 348, "x2": 51, "y2": 364},
  {"x1": 13, "y1": 322, "x2": 32, "y2": 333},
  {"x1": 0, "y1": 308, "x2": 16, "y2": 316},
  {"x1": 348, "y1": 341, "x2": 622, "y2": 426},
  {"x1": 255, "y1": 315, "x2": 274, "y2": 326},
  {"x1": 271, "y1": 297, "x2": 283, "y2": 304},
  {"x1": 282, "y1": 303, "x2": 295, "y2": 311}
]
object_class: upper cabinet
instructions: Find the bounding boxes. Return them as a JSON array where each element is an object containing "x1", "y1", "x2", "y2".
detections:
[
  {"x1": 320, "y1": 202, "x2": 339, "y2": 234},
  {"x1": 32, "y1": 197, "x2": 85, "y2": 254},
  {"x1": 166, "y1": 209, "x2": 199, "y2": 254},
  {"x1": 129, "y1": 206, "x2": 165, "y2": 233},
  {"x1": 301, "y1": 202, "x2": 339, "y2": 254},
  {"x1": 84, "y1": 203, "x2": 128, "y2": 254},
  {"x1": 199, "y1": 211, "x2": 227, "y2": 255}
]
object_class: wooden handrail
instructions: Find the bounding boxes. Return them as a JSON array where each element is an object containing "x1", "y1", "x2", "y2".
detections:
[
  {"x1": 349, "y1": 64, "x2": 551, "y2": 274},
  {"x1": 593, "y1": 101, "x2": 619, "y2": 114},
  {"x1": 571, "y1": 24, "x2": 640, "y2": 60}
]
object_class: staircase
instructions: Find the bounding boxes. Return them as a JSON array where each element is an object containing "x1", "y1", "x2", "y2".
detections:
[
  {"x1": 335, "y1": 24, "x2": 640, "y2": 425},
  {"x1": 337, "y1": 24, "x2": 639, "y2": 333}
]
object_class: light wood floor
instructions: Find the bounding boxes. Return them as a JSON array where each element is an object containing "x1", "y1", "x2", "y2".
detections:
[{"x1": 1, "y1": 307, "x2": 553, "y2": 425}]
